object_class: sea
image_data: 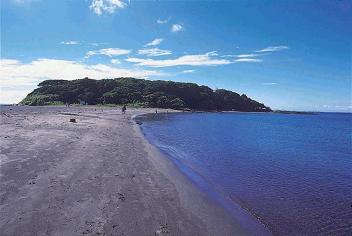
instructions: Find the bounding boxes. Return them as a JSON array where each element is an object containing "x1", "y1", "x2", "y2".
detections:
[{"x1": 137, "y1": 112, "x2": 352, "y2": 235}]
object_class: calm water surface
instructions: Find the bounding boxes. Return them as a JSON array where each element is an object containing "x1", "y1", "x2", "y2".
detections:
[{"x1": 138, "y1": 112, "x2": 352, "y2": 235}]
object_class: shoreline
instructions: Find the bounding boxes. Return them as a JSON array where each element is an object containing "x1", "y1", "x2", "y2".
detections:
[
  {"x1": 0, "y1": 105, "x2": 269, "y2": 235},
  {"x1": 134, "y1": 112, "x2": 271, "y2": 235}
]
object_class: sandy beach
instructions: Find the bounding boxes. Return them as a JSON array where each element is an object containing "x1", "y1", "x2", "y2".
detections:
[{"x1": 0, "y1": 106, "x2": 265, "y2": 236}]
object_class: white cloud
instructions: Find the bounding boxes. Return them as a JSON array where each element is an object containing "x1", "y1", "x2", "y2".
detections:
[
  {"x1": 206, "y1": 51, "x2": 218, "y2": 56},
  {"x1": 89, "y1": 0, "x2": 128, "y2": 15},
  {"x1": 157, "y1": 19, "x2": 168, "y2": 24},
  {"x1": 138, "y1": 48, "x2": 172, "y2": 57},
  {"x1": 171, "y1": 24, "x2": 183, "y2": 32},
  {"x1": 86, "y1": 48, "x2": 131, "y2": 58},
  {"x1": 126, "y1": 52, "x2": 231, "y2": 67},
  {"x1": 61, "y1": 41, "x2": 79, "y2": 45},
  {"x1": 255, "y1": 46, "x2": 289, "y2": 53},
  {"x1": 60, "y1": 41, "x2": 108, "y2": 46},
  {"x1": 110, "y1": 59, "x2": 120, "y2": 64},
  {"x1": 90, "y1": 42, "x2": 108, "y2": 46},
  {"x1": 144, "y1": 38, "x2": 164, "y2": 47},
  {"x1": 322, "y1": 105, "x2": 352, "y2": 111},
  {"x1": 0, "y1": 89, "x2": 34, "y2": 105},
  {"x1": 182, "y1": 70, "x2": 195, "y2": 74},
  {"x1": 334, "y1": 105, "x2": 352, "y2": 110},
  {"x1": 220, "y1": 54, "x2": 236, "y2": 58},
  {"x1": 237, "y1": 53, "x2": 263, "y2": 58},
  {"x1": 235, "y1": 58, "x2": 262, "y2": 63},
  {"x1": 262, "y1": 82, "x2": 278, "y2": 85},
  {"x1": 0, "y1": 58, "x2": 162, "y2": 103}
]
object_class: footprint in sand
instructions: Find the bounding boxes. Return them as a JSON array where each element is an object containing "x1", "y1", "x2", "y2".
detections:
[
  {"x1": 117, "y1": 193, "x2": 126, "y2": 201},
  {"x1": 28, "y1": 175, "x2": 38, "y2": 185},
  {"x1": 155, "y1": 224, "x2": 170, "y2": 235}
]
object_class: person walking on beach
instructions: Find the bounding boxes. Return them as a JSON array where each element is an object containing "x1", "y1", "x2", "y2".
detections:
[{"x1": 122, "y1": 105, "x2": 126, "y2": 114}]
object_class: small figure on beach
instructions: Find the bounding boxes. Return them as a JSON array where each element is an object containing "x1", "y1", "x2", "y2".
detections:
[
  {"x1": 153, "y1": 109, "x2": 158, "y2": 118},
  {"x1": 122, "y1": 105, "x2": 127, "y2": 114}
]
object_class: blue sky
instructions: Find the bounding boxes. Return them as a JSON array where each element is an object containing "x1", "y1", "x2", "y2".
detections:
[{"x1": 1, "y1": 0, "x2": 351, "y2": 112}]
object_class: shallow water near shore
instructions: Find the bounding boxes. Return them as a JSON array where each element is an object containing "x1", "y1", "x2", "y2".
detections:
[{"x1": 138, "y1": 112, "x2": 352, "y2": 235}]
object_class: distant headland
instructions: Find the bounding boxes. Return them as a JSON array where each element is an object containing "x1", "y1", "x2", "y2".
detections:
[{"x1": 21, "y1": 77, "x2": 272, "y2": 112}]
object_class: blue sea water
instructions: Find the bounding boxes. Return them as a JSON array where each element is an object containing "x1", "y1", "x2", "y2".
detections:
[{"x1": 138, "y1": 112, "x2": 352, "y2": 235}]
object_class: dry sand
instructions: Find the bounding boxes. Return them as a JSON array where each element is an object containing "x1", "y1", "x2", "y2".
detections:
[{"x1": 0, "y1": 106, "x2": 268, "y2": 236}]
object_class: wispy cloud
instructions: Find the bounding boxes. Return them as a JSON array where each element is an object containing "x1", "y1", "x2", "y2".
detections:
[
  {"x1": 220, "y1": 54, "x2": 236, "y2": 58},
  {"x1": 86, "y1": 48, "x2": 131, "y2": 58},
  {"x1": 144, "y1": 38, "x2": 164, "y2": 47},
  {"x1": 0, "y1": 58, "x2": 163, "y2": 103},
  {"x1": 322, "y1": 104, "x2": 352, "y2": 111},
  {"x1": 90, "y1": 42, "x2": 108, "y2": 46},
  {"x1": 89, "y1": 0, "x2": 128, "y2": 15},
  {"x1": 262, "y1": 82, "x2": 278, "y2": 85},
  {"x1": 138, "y1": 48, "x2": 172, "y2": 57},
  {"x1": 221, "y1": 46, "x2": 286, "y2": 61},
  {"x1": 221, "y1": 52, "x2": 265, "y2": 58},
  {"x1": 110, "y1": 59, "x2": 120, "y2": 64},
  {"x1": 255, "y1": 45, "x2": 289, "y2": 53},
  {"x1": 0, "y1": 58, "x2": 160, "y2": 81},
  {"x1": 157, "y1": 19, "x2": 168, "y2": 24},
  {"x1": 60, "y1": 41, "x2": 108, "y2": 46},
  {"x1": 60, "y1": 41, "x2": 79, "y2": 45},
  {"x1": 126, "y1": 52, "x2": 231, "y2": 67},
  {"x1": 171, "y1": 24, "x2": 183, "y2": 32},
  {"x1": 206, "y1": 51, "x2": 218, "y2": 56},
  {"x1": 334, "y1": 105, "x2": 352, "y2": 110},
  {"x1": 237, "y1": 53, "x2": 263, "y2": 58},
  {"x1": 234, "y1": 58, "x2": 262, "y2": 63},
  {"x1": 182, "y1": 69, "x2": 195, "y2": 74}
]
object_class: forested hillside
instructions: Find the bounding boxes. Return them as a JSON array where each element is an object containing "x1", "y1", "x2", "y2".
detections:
[{"x1": 21, "y1": 77, "x2": 272, "y2": 112}]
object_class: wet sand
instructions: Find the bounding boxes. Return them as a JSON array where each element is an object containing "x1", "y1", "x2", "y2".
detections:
[{"x1": 0, "y1": 106, "x2": 265, "y2": 235}]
